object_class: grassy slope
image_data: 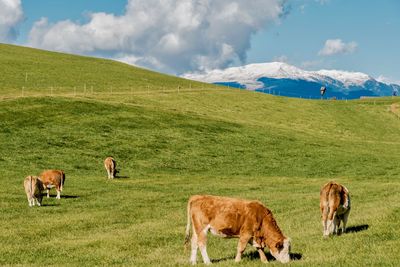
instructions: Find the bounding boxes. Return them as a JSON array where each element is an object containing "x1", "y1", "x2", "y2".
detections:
[{"x1": 0, "y1": 44, "x2": 399, "y2": 266}]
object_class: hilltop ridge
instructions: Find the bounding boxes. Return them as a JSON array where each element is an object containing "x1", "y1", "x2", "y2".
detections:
[{"x1": 183, "y1": 62, "x2": 399, "y2": 99}]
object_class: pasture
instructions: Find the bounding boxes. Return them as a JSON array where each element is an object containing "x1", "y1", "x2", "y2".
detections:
[{"x1": 0, "y1": 44, "x2": 399, "y2": 266}]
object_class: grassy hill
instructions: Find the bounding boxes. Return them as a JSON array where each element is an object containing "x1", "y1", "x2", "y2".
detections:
[{"x1": 0, "y1": 43, "x2": 399, "y2": 266}]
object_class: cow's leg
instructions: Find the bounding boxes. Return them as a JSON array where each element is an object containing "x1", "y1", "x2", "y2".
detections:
[
  {"x1": 235, "y1": 235, "x2": 251, "y2": 262},
  {"x1": 56, "y1": 187, "x2": 61, "y2": 199},
  {"x1": 111, "y1": 167, "x2": 114, "y2": 179},
  {"x1": 257, "y1": 248, "x2": 268, "y2": 263},
  {"x1": 320, "y1": 202, "x2": 329, "y2": 237},
  {"x1": 333, "y1": 215, "x2": 340, "y2": 235},
  {"x1": 46, "y1": 189, "x2": 50, "y2": 198},
  {"x1": 26, "y1": 194, "x2": 32, "y2": 207},
  {"x1": 342, "y1": 210, "x2": 350, "y2": 234},
  {"x1": 322, "y1": 218, "x2": 328, "y2": 237},
  {"x1": 198, "y1": 227, "x2": 211, "y2": 265},
  {"x1": 190, "y1": 229, "x2": 198, "y2": 265},
  {"x1": 326, "y1": 205, "x2": 336, "y2": 235},
  {"x1": 327, "y1": 210, "x2": 336, "y2": 235}
]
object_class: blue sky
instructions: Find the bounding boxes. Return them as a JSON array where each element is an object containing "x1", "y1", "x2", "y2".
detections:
[
  {"x1": 247, "y1": 0, "x2": 400, "y2": 83},
  {"x1": 1, "y1": 0, "x2": 399, "y2": 83}
]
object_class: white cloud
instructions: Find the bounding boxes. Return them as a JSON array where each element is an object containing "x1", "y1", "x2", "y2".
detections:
[
  {"x1": 301, "y1": 59, "x2": 323, "y2": 69},
  {"x1": 0, "y1": 0, "x2": 23, "y2": 42},
  {"x1": 318, "y1": 39, "x2": 357, "y2": 56},
  {"x1": 273, "y1": 55, "x2": 289, "y2": 63},
  {"x1": 315, "y1": 0, "x2": 330, "y2": 4},
  {"x1": 28, "y1": 0, "x2": 286, "y2": 74}
]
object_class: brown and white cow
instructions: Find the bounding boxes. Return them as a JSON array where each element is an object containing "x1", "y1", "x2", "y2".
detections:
[
  {"x1": 320, "y1": 181, "x2": 351, "y2": 237},
  {"x1": 39, "y1": 170, "x2": 65, "y2": 199},
  {"x1": 104, "y1": 157, "x2": 116, "y2": 179},
  {"x1": 184, "y1": 195, "x2": 291, "y2": 265},
  {"x1": 23, "y1": 175, "x2": 44, "y2": 207}
]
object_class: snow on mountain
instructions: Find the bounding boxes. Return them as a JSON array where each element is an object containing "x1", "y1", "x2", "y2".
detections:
[
  {"x1": 315, "y1": 69, "x2": 371, "y2": 87},
  {"x1": 184, "y1": 62, "x2": 373, "y2": 89},
  {"x1": 182, "y1": 62, "x2": 398, "y2": 99}
]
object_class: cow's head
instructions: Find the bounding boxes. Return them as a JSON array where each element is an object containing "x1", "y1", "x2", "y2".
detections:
[{"x1": 270, "y1": 238, "x2": 291, "y2": 263}]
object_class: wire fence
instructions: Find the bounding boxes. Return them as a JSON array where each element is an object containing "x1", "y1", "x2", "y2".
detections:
[
  {"x1": 5, "y1": 84, "x2": 226, "y2": 99},
  {"x1": 1, "y1": 84, "x2": 398, "y2": 105}
]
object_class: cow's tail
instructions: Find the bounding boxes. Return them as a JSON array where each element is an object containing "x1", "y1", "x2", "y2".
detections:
[
  {"x1": 29, "y1": 176, "x2": 34, "y2": 199},
  {"x1": 184, "y1": 198, "x2": 192, "y2": 250},
  {"x1": 341, "y1": 186, "x2": 350, "y2": 209},
  {"x1": 60, "y1": 171, "x2": 65, "y2": 191},
  {"x1": 325, "y1": 182, "x2": 334, "y2": 203},
  {"x1": 321, "y1": 182, "x2": 333, "y2": 216}
]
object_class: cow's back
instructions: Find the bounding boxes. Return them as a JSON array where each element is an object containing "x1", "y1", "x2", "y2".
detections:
[
  {"x1": 40, "y1": 170, "x2": 65, "y2": 188},
  {"x1": 320, "y1": 181, "x2": 349, "y2": 211},
  {"x1": 104, "y1": 157, "x2": 115, "y2": 169},
  {"x1": 24, "y1": 175, "x2": 43, "y2": 195},
  {"x1": 23, "y1": 175, "x2": 34, "y2": 195},
  {"x1": 189, "y1": 195, "x2": 264, "y2": 235}
]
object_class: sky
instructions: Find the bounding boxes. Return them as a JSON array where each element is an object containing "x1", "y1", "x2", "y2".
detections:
[{"x1": 1, "y1": 0, "x2": 399, "y2": 84}]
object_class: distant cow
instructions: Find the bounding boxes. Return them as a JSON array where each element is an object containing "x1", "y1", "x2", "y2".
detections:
[
  {"x1": 184, "y1": 195, "x2": 291, "y2": 265},
  {"x1": 39, "y1": 170, "x2": 65, "y2": 199},
  {"x1": 320, "y1": 181, "x2": 351, "y2": 236},
  {"x1": 104, "y1": 157, "x2": 117, "y2": 179},
  {"x1": 23, "y1": 175, "x2": 44, "y2": 207}
]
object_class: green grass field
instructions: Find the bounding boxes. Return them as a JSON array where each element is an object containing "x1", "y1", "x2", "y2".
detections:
[{"x1": 0, "y1": 44, "x2": 399, "y2": 266}]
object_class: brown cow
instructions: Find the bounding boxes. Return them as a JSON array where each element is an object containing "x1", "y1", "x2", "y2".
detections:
[
  {"x1": 320, "y1": 181, "x2": 351, "y2": 237},
  {"x1": 104, "y1": 157, "x2": 116, "y2": 179},
  {"x1": 23, "y1": 175, "x2": 44, "y2": 207},
  {"x1": 184, "y1": 195, "x2": 291, "y2": 265},
  {"x1": 39, "y1": 170, "x2": 65, "y2": 199}
]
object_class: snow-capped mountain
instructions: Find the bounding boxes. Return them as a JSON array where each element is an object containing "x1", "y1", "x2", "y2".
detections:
[{"x1": 183, "y1": 62, "x2": 399, "y2": 99}]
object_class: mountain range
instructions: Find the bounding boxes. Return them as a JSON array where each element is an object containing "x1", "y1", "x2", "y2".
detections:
[{"x1": 183, "y1": 62, "x2": 400, "y2": 99}]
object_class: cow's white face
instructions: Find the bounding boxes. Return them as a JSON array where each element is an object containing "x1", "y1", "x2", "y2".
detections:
[{"x1": 271, "y1": 238, "x2": 290, "y2": 263}]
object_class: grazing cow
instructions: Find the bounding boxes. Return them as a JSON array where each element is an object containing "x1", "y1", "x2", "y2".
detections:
[
  {"x1": 184, "y1": 195, "x2": 291, "y2": 265},
  {"x1": 39, "y1": 170, "x2": 65, "y2": 199},
  {"x1": 104, "y1": 157, "x2": 117, "y2": 179},
  {"x1": 23, "y1": 175, "x2": 44, "y2": 207},
  {"x1": 320, "y1": 181, "x2": 351, "y2": 237}
]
